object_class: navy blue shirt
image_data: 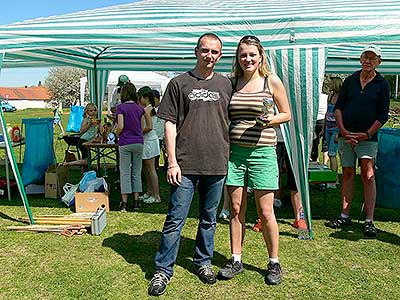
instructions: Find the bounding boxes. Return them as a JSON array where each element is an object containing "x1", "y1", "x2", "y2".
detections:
[{"x1": 335, "y1": 70, "x2": 390, "y2": 141}]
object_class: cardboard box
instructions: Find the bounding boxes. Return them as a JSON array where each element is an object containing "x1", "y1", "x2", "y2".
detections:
[
  {"x1": 44, "y1": 165, "x2": 70, "y2": 199},
  {"x1": 45, "y1": 172, "x2": 58, "y2": 199},
  {"x1": 75, "y1": 192, "x2": 109, "y2": 213}
]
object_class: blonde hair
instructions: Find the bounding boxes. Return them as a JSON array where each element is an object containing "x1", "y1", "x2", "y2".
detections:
[
  {"x1": 233, "y1": 35, "x2": 272, "y2": 78},
  {"x1": 330, "y1": 77, "x2": 342, "y2": 93},
  {"x1": 84, "y1": 103, "x2": 97, "y2": 118}
]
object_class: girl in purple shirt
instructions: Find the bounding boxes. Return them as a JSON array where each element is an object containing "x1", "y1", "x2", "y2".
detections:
[{"x1": 116, "y1": 82, "x2": 151, "y2": 212}]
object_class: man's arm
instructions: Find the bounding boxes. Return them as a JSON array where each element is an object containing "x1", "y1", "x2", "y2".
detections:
[
  {"x1": 376, "y1": 80, "x2": 390, "y2": 126},
  {"x1": 354, "y1": 80, "x2": 390, "y2": 141},
  {"x1": 334, "y1": 77, "x2": 359, "y2": 144},
  {"x1": 165, "y1": 120, "x2": 181, "y2": 185},
  {"x1": 335, "y1": 108, "x2": 358, "y2": 145},
  {"x1": 335, "y1": 109, "x2": 348, "y2": 138},
  {"x1": 365, "y1": 120, "x2": 383, "y2": 138}
]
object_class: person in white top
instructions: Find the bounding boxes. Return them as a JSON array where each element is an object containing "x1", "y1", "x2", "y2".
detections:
[
  {"x1": 152, "y1": 89, "x2": 166, "y2": 170},
  {"x1": 138, "y1": 86, "x2": 161, "y2": 203}
]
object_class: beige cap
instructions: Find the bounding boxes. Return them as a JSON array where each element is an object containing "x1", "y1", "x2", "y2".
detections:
[{"x1": 361, "y1": 44, "x2": 382, "y2": 57}]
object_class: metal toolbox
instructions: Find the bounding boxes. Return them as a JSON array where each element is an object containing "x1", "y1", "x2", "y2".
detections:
[{"x1": 90, "y1": 207, "x2": 107, "y2": 235}]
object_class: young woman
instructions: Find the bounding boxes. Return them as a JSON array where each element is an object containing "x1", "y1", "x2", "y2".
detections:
[
  {"x1": 137, "y1": 86, "x2": 161, "y2": 203},
  {"x1": 218, "y1": 35, "x2": 291, "y2": 285},
  {"x1": 324, "y1": 76, "x2": 343, "y2": 188},
  {"x1": 116, "y1": 82, "x2": 151, "y2": 212}
]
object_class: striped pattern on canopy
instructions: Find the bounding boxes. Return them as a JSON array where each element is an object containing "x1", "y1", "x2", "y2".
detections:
[
  {"x1": 87, "y1": 69, "x2": 110, "y2": 119},
  {"x1": 327, "y1": 44, "x2": 400, "y2": 74},
  {"x1": 268, "y1": 47, "x2": 327, "y2": 237},
  {"x1": 0, "y1": 0, "x2": 400, "y2": 71}
]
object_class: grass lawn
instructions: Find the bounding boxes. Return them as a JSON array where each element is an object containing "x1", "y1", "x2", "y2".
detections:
[{"x1": 0, "y1": 109, "x2": 399, "y2": 300}]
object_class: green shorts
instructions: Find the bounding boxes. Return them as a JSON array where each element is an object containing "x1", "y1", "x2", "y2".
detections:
[
  {"x1": 338, "y1": 138, "x2": 378, "y2": 167},
  {"x1": 226, "y1": 144, "x2": 278, "y2": 190}
]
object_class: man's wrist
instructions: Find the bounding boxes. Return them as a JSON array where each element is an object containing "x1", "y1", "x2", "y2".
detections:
[{"x1": 167, "y1": 165, "x2": 179, "y2": 170}]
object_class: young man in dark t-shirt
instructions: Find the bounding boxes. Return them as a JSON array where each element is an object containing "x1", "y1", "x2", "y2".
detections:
[{"x1": 148, "y1": 33, "x2": 232, "y2": 296}]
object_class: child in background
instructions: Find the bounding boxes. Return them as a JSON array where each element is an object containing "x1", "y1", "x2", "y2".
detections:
[
  {"x1": 325, "y1": 76, "x2": 342, "y2": 188},
  {"x1": 137, "y1": 86, "x2": 161, "y2": 203},
  {"x1": 53, "y1": 101, "x2": 65, "y2": 135}
]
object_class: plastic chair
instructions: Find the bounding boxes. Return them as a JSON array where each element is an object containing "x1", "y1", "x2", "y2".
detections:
[{"x1": 59, "y1": 105, "x2": 85, "y2": 162}]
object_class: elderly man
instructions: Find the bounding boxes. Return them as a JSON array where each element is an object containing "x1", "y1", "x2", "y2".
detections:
[
  {"x1": 326, "y1": 45, "x2": 389, "y2": 237},
  {"x1": 147, "y1": 33, "x2": 232, "y2": 296}
]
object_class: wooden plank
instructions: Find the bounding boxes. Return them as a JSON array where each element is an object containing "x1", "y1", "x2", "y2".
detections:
[
  {"x1": 7, "y1": 225, "x2": 71, "y2": 230},
  {"x1": 6, "y1": 225, "x2": 85, "y2": 232},
  {"x1": 33, "y1": 220, "x2": 91, "y2": 225},
  {"x1": 36, "y1": 213, "x2": 94, "y2": 218},
  {"x1": 19, "y1": 216, "x2": 92, "y2": 224},
  {"x1": 34, "y1": 217, "x2": 91, "y2": 222},
  {"x1": 6, "y1": 224, "x2": 87, "y2": 234}
]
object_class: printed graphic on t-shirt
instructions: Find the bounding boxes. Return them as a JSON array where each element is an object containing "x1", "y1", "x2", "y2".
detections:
[{"x1": 188, "y1": 89, "x2": 220, "y2": 102}]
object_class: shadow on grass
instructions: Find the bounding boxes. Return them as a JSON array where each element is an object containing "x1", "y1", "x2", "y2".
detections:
[
  {"x1": 0, "y1": 211, "x2": 26, "y2": 223},
  {"x1": 0, "y1": 196, "x2": 67, "y2": 209},
  {"x1": 102, "y1": 230, "x2": 265, "y2": 280},
  {"x1": 327, "y1": 224, "x2": 400, "y2": 246}
]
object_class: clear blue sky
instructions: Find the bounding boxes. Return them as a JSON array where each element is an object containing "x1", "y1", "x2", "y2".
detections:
[{"x1": 0, "y1": 0, "x2": 138, "y2": 87}]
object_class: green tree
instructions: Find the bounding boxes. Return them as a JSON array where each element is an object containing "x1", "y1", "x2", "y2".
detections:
[
  {"x1": 383, "y1": 75, "x2": 398, "y2": 100},
  {"x1": 45, "y1": 67, "x2": 87, "y2": 106}
]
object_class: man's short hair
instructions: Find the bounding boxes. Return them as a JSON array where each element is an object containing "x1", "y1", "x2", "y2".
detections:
[
  {"x1": 361, "y1": 44, "x2": 382, "y2": 58},
  {"x1": 196, "y1": 33, "x2": 222, "y2": 49}
]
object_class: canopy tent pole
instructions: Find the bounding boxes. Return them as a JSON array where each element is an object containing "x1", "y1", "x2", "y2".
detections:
[
  {"x1": 0, "y1": 111, "x2": 34, "y2": 224},
  {"x1": 87, "y1": 68, "x2": 109, "y2": 119},
  {"x1": 0, "y1": 52, "x2": 34, "y2": 224},
  {"x1": 269, "y1": 47, "x2": 327, "y2": 239},
  {"x1": 395, "y1": 75, "x2": 398, "y2": 100},
  {"x1": 79, "y1": 77, "x2": 87, "y2": 106}
]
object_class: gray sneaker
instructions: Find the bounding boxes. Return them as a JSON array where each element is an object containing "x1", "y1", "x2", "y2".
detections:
[
  {"x1": 218, "y1": 258, "x2": 244, "y2": 280},
  {"x1": 148, "y1": 272, "x2": 170, "y2": 296},
  {"x1": 197, "y1": 265, "x2": 217, "y2": 284},
  {"x1": 265, "y1": 262, "x2": 282, "y2": 285}
]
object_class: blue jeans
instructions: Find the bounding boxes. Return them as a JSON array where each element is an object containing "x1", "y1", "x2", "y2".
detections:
[
  {"x1": 154, "y1": 174, "x2": 225, "y2": 278},
  {"x1": 325, "y1": 128, "x2": 339, "y2": 156}
]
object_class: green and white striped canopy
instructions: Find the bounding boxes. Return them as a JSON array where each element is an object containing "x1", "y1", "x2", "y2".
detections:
[
  {"x1": 0, "y1": 0, "x2": 400, "y2": 71},
  {"x1": 1, "y1": 0, "x2": 399, "y2": 237}
]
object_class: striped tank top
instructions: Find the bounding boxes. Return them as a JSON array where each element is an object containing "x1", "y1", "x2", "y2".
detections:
[{"x1": 229, "y1": 77, "x2": 276, "y2": 147}]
